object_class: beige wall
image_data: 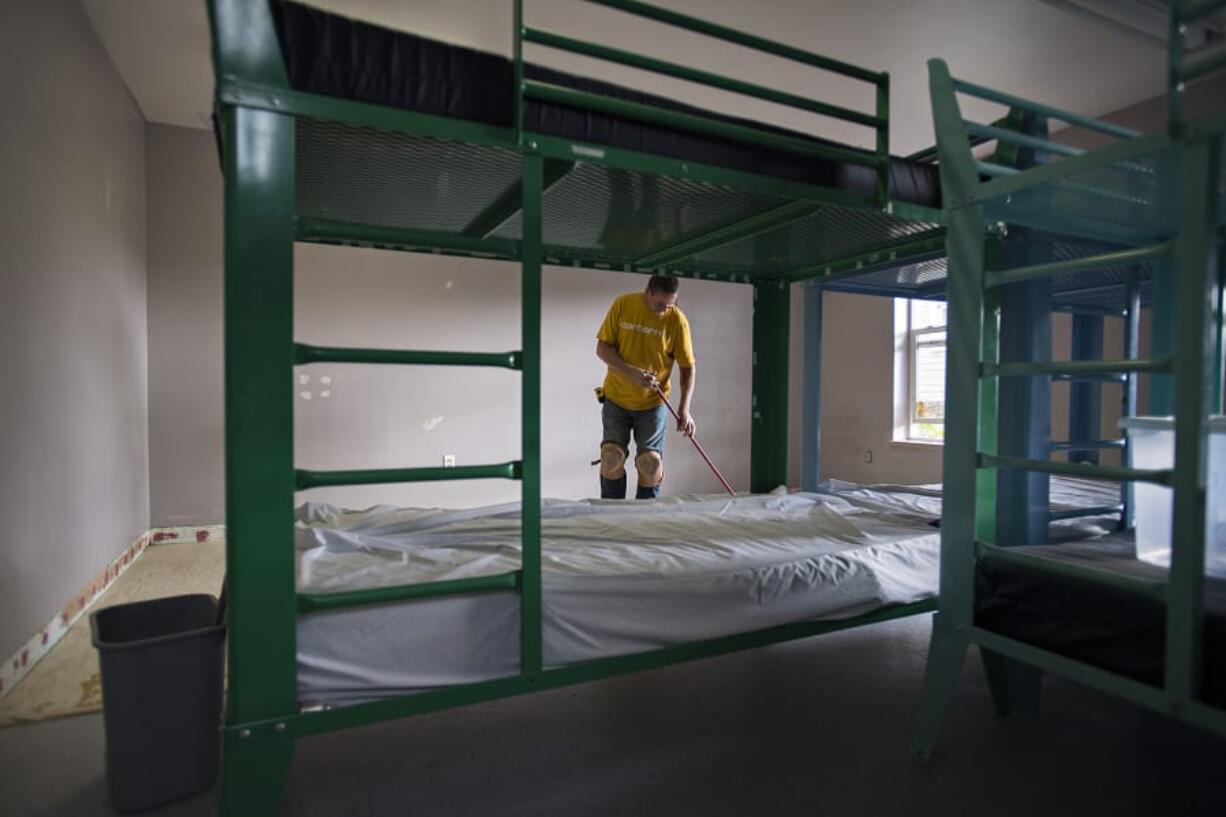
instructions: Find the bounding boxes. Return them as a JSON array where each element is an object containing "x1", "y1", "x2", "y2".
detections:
[{"x1": 0, "y1": 0, "x2": 148, "y2": 658}]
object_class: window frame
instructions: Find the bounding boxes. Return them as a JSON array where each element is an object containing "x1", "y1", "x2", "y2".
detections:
[{"x1": 893, "y1": 299, "x2": 947, "y2": 445}]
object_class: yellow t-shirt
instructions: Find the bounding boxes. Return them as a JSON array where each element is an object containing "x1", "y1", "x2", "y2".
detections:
[{"x1": 596, "y1": 292, "x2": 695, "y2": 411}]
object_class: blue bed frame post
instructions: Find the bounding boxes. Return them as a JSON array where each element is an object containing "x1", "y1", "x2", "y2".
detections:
[
  {"x1": 801, "y1": 282, "x2": 823, "y2": 491},
  {"x1": 1150, "y1": 255, "x2": 1177, "y2": 415},
  {"x1": 1068, "y1": 314, "x2": 1104, "y2": 464},
  {"x1": 978, "y1": 110, "x2": 1053, "y2": 718},
  {"x1": 1122, "y1": 270, "x2": 1141, "y2": 527}
]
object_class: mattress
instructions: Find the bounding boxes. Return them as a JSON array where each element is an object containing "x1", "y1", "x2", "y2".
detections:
[
  {"x1": 295, "y1": 489, "x2": 943, "y2": 705},
  {"x1": 271, "y1": 1, "x2": 941, "y2": 206},
  {"x1": 293, "y1": 477, "x2": 1121, "y2": 706},
  {"x1": 976, "y1": 534, "x2": 1226, "y2": 708}
]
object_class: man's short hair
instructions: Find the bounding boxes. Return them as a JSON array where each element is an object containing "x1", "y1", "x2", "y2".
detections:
[{"x1": 647, "y1": 275, "x2": 679, "y2": 295}]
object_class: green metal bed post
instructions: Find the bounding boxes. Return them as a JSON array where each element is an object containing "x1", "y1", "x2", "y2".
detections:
[
  {"x1": 1122, "y1": 270, "x2": 1141, "y2": 528},
  {"x1": 207, "y1": 1, "x2": 299, "y2": 811},
  {"x1": 751, "y1": 278, "x2": 790, "y2": 493},
  {"x1": 520, "y1": 133, "x2": 544, "y2": 675},
  {"x1": 1068, "y1": 314, "x2": 1105, "y2": 465},
  {"x1": 875, "y1": 75, "x2": 890, "y2": 207},
  {"x1": 912, "y1": 59, "x2": 985, "y2": 757},
  {"x1": 1164, "y1": 133, "x2": 1219, "y2": 705},
  {"x1": 800, "y1": 283, "x2": 823, "y2": 492},
  {"x1": 218, "y1": 102, "x2": 298, "y2": 815}
]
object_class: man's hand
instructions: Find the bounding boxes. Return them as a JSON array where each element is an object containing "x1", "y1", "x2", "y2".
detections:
[
  {"x1": 677, "y1": 410, "x2": 696, "y2": 438},
  {"x1": 634, "y1": 368, "x2": 658, "y2": 389}
]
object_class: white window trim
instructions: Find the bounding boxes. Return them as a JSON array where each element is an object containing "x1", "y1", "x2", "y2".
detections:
[{"x1": 893, "y1": 299, "x2": 946, "y2": 445}]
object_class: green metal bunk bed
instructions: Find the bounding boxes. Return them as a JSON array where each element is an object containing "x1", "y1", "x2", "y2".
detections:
[
  {"x1": 912, "y1": 0, "x2": 1226, "y2": 756},
  {"x1": 207, "y1": 0, "x2": 953, "y2": 810}
]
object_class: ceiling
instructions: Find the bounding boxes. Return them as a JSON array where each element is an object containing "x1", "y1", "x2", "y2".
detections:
[{"x1": 79, "y1": 0, "x2": 1201, "y2": 154}]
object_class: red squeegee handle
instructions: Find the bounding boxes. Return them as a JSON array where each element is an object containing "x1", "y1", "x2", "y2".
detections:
[{"x1": 652, "y1": 384, "x2": 735, "y2": 496}]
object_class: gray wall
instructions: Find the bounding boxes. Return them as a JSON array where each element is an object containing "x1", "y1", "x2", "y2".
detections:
[
  {"x1": 0, "y1": 0, "x2": 147, "y2": 659},
  {"x1": 145, "y1": 125, "x2": 754, "y2": 519},
  {"x1": 146, "y1": 125, "x2": 224, "y2": 524}
]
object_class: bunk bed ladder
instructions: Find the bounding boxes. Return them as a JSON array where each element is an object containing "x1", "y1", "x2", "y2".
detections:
[{"x1": 913, "y1": 38, "x2": 1226, "y2": 758}]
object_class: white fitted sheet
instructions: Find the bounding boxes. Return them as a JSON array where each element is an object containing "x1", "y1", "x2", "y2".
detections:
[{"x1": 294, "y1": 478, "x2": 1121, "y2": 706}]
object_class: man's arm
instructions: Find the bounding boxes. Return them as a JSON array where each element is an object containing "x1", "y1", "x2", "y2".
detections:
[
  {"x1": 676, "y1": 364, "x2": 696, "y2": 437},
  {"x1": 597, "y1": 341, "x2": 657, "y2": 389}
]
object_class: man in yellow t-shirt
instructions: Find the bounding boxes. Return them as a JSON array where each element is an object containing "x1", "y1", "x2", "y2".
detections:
[{"x1": 595, "y1": 275, "x2": 696, "y2": 500}]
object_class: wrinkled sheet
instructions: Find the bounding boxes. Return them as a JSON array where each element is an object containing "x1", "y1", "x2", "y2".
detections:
[
  {"x1": 294, "y1": 478, "x2": 1122, "y2": 705},
  {"x1": 295, "y1": 489, "x2": 941, "y2": 704}
]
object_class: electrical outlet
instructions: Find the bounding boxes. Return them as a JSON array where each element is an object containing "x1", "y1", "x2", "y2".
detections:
[
  {"x1": 864, "y1": 449, "x2": 873, "y2": 464},
  {"x1": 443, "y1": 454, "x2": 456, "y2": 468}
]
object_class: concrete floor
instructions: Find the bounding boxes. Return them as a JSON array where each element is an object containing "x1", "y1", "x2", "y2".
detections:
[{"x1": 2, "y1": 614, "x2": 1224, "y2": 816}]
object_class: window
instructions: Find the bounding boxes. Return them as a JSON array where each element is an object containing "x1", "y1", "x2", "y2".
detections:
[{"x1": 894, "y1": 300, "x2": 947, "y2": 443}]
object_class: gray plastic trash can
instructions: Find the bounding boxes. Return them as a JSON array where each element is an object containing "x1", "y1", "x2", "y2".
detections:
[{"x1": 90, "y1": 594, "x2": 224, "y2": 812}]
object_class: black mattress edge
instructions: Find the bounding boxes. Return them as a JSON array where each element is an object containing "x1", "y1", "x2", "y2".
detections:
[
  {"x1": 976, "y1": 543, "x2": 1226, "y2": 709},
  {"x1": 270, "y1": 0, "x2": 941, "y2": 208}
]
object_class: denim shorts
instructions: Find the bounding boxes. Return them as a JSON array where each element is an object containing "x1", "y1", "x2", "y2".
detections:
[{"x1": 602, "y1": 398, "x2": 667, "y2": 455}]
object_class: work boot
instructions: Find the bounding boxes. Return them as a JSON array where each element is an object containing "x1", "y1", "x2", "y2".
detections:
[{"x1": 600, "y1": 474, "x2": 627, "y2": 500}]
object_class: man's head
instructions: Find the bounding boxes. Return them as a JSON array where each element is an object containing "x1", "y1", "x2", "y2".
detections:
[{"x1": 644, "y1": 275, "x2": 679, "y2": 315}]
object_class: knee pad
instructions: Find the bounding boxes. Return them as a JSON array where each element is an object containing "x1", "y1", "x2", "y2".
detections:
[
  {"x1": 600, "y1": 442, "x2": 627, "y2": 479},
  {"x1": 635, "y1": 450, "x2": 664, "y2": 487}
]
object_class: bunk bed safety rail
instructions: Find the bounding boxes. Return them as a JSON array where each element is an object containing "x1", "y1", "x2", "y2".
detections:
[
  {"x1": 295, "y1": 343, "x2": 521, "y2": 370},
  {"x1": 515, "y1": 0, "x2": 891, "y2": 202},
  {"x1": 296, "y1": 463, "x2": 522, "y2": 490},
  {"x1": 974, "y1": 541, "x2": 1167, "y2": 600},
  {"x1": 296, "y1": 218, "x2": 519, "y2": 260},
  {"x1": 1169, "y1": 0, "x2": 1226, "y2": 129},
  {"x1": 984, "y1": 241, "x2": 1173, "y2": 289},
  {"x1": 976, "y1": 453, "x2": 1174, "y2": 486},
  {"x1": 982, "y1": 358, "x2": 1173, "y2": 378}
]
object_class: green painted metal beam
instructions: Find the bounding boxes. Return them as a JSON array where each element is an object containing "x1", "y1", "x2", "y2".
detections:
[
  {"x1": 528, "y1": 133, "x2": 875, "y2": 209},
  {"x1": 523, "y1": 81, "x2": 883, "y2": 169},
  {"x1": 751, "y1": 279, "x2": 790, "y2": 492},
  {"x1": 1179, "y1": 44, "x2": 1226, "y2": 83},
  {"x1": 207, "y1": 0, "x2": 289, "y2": 90},
  {"x1": 1164, "y1": 135, "x2": 1218, "y2": 703},
  {"x1": 978, "y1": 453, "x2": 1172, "y2": 485},
  {"x1": 952, "y1": 78, "x2": 1140, "y2": 140},
  {"x1": 982, "y1": 358, "x2": 1172, "y2": 377},
  {"x1": 524, "y1": 27, "x2": 882, "y2": 129},
  {"x1": 218, "y1": 82, "x2": 517, "y2": 151},
  {"x1": 296, "y1": 217, "x2": 518, "y2": 259},
  {"x1": 232, "y1": 599, "x2": 935, "y2": 740},
  {"x1": 296, "y1": 462, "x2": 521, "y2": 490},
  {"x1": 1176, "y1": 0, "x2": 1226, "y2": 24},
  {"x1": 975, "y1": 542, "x2": 1164, "y2": 599},
  {"x1": 295, "y1": 343, "x2": 521, "y2": 369},
  {"x1": 461, "y1": 159, "x2": 575, "y2": 238},
  {"x1": 965, "y1": 121, "x2": 1084, "y2": 158},
  {"x1": 216, "y1": 103, "x2": 298, "y2": 814},
  {"x1": 969, "y1": 626, "x2": 1226, "y2": 737},
  {"x1": 985, "y1": 242, "x2": 1171, "y2": 288},
  {"x1": 582, "y1": 0, "x2": 886, "y2": 85},
  {"x1": 520, "y1": 153, "x2": 544, "y2": 675},
  {"x1": 787, "y1": 232, "x2": 946, "y2": 283},
  {"x1": 638, "y1": 200, "x2": 822, "y2": 268},
  {"x1": 298, "y1": 571, "x2": 521, "y2": 614},
  {"x1": 960, "y1": 132, "x2": 1169, "y2": 210}
]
